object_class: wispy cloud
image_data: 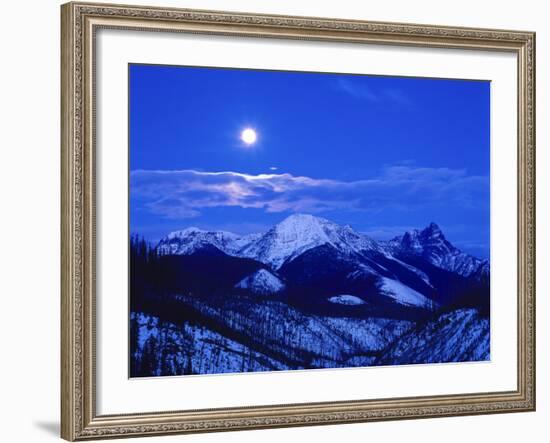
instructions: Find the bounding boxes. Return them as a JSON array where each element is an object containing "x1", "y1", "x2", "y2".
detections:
[
  {"x1": 335, "y1": 78, "x2": 413, "y2": 107},
  {"x1": 130, "y1": 166, "x2": 488, "y2": 220},
  {"x1": 360, "y1": 225, "x2": 418, "y2": 240},
  {"x1": 336, "y1": 78, "x2": 379, "y2": 101}
]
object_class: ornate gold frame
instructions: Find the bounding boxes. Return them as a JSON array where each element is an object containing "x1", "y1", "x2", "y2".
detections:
[{"x1": 61, "y1": 2, "x2": 536, "y2": 440}]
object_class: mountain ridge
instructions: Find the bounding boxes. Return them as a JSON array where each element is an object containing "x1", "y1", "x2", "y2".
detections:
[{"x1": 155, "y1": 214, "x2": 488, "y2": 280}]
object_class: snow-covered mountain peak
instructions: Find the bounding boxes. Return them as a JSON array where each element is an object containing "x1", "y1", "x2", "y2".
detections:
[
  {"x1": 158, "y1": 228, "x2": 253, "y2": 256},
  {"x1": 240, "y1": 219, "x2": 330, "y2": 269},
  {"x1": 240, "y1": 214, "x2": 378, "y2": 269},
  {"x1": 278, "y1": 213, "x2": 327, "y2": 224},
  {"x1": 393, "y1": 222, "x2": 454, "y2": 254},
  {"x1": 424, "y1": 222, "x2": 443, "y2": 235},
  {"x1": 274, "y1": 213, "x2": 336, "y2": 237},
  {"x1": 273, "y1": 213, "x2": 336, "y2": 236},
  {"x1": 388, "y1": 222, "x2": 487, "y2": 279},
  {"x1": 166, "y1": 227, "x2": 206, "y2": 239},
  {"x1": 418, "y1": 222, "x2": 451, "y2": 246}
]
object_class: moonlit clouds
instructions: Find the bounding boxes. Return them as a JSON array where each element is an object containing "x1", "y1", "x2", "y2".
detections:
[{"x1": 130, "y1": 166, "x2": 488, "y2": 220}]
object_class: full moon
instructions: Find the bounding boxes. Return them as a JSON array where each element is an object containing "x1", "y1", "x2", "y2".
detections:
[{"x1": 241, "y1": 128, "x2": 257, "y2": 145}]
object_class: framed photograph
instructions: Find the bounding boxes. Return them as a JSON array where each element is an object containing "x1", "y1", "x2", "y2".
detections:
[{"x1": 61, "y1": 2, "x2": 536, "y2": 440}]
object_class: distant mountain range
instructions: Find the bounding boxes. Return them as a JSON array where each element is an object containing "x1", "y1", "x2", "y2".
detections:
[
  {"x1": 155, "y1": 214, "x2": 488, "y2": 309},
  {"x1": 130, "y1": 214, "x2": 490, "y2": 377}
]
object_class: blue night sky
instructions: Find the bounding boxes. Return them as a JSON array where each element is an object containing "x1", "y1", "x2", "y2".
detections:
[{"x1": 129, "y1": 64, "x2": 490, "y2": 259}]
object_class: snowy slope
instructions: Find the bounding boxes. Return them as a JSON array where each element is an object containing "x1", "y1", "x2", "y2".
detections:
[
  {"x1": 130, "y1": 302, "x2": 416, "y2": 376},
  {"x1": 131, "y1": 312, "x2": 288, "y2": 376},
  {"x1": 131, "y1": 294, "x2": 488, "y2": 376},
  {"x1": 328, "y1": 295, "x2": 366, "y2": 305},
  {"x1": 376, "y1": 309, "x2": 489, "y2": 365},
  {"x1": 235, "y1": 269, "x2": 286, "y2": 295},
  {"x1": 172, "y1": 293, "x2": 415, "y2": 368},
  {"x1": 377, "y1": 277, "x2": 435, "y2": 309}
]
